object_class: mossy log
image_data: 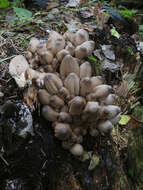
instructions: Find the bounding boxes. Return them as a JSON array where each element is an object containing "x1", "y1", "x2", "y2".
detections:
[
  {"x1": 126, "y1": 125, "x2": 143, "y2": 189},
  {"x1": 105, "y1": 135, "x2": 130, "y2": 190}
]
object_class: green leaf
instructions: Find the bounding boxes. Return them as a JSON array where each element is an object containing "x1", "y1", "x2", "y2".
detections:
[
  {"x1": 139, "y1": 25, "x2": 143, "y2": 31},
  {"x1": 110, "y1": 28, "x2": 120, "y2": 39},
  {"x1": 35, "y1": 19, "x2": 44, "y2": 24},
  {"x1": 13, "y1": 7, "x2": 32, "y2": 20},
  {"x1": 33, "y1": 11, "x2": 41, "y2": 16},
  {"x1": 99, "y1": 61, "x2": 105, "y2": 65},
  {"x1": 132, "y1": 104, "x2": 143, "y2": 122},
  {"x1": 118, "y1": 9, "x2": 137, "y2": 19},
  {"x1": 88, "y1": 154, "x2": 99, "y2": 170},
  {"x1": 119, "y1": 115, "x2": 131, "y2": 125},
  {"x1": 81, "y1": 151, "x2": 90, "y2": 162},
  {"x1": 139, "y1": 32, "x2": 143, "y2": 35},
  {"x1": 0, "y1": 0, "x2": 9, "y2": 8},
  {"x1": 127, "y1": 80, "x2": 135, "y2": 93},
  {"x1": 88, "y1": 57, "x2": 97, "y2": 62}
]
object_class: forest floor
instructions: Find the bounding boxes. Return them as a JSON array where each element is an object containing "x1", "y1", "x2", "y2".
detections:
[{"x1": 0, "y1": 0, "x2": 143, "y2": 190}]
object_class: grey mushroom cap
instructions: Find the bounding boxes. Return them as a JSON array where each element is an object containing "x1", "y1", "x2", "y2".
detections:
[
  {"x1": 55, "y1": 123, "x2": 72, "y2": 140},
  {"x1": 97, "y1": 120, "x2": 113, "y2": 133},
  {"x1": 70, "y1": 144, "x2": 84, "y2": 156}
]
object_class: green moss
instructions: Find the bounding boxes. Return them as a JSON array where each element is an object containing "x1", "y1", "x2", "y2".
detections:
[
  {"x1": 127, "y1": 125, "x2": 143, "y2": 188},
  {"x1": 118, "y1": 9, "x2": 137, "y2": 19},
  {"x1": 132, "y1": 104, "x2": 143, "y2": 121}
]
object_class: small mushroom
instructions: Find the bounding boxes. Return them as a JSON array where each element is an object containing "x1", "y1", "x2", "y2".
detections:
[
  {"x1": 75, "y1": 41, "x2": 95, "y2": 59},
  {"x1": 28, "y1": 37, "x2": 40, "y2": 53},
  {"x1": 43, "y1": 65, "x2": 54, "y2": 73},
  {"x1": 44, "y1": 73, "x2": 63, "y2": 94},
  {"x1": 36, "y1": 43, "x2": 47, "y2": 55},
  {"x1": 60, "y1": 55, "x2": 80, "y2": 78},
  {"x1": 49, "y1": 95, "x2": 64, "y2": 109},
  {"x1": 56, "y1": 49, "x2": 69, "y2": 61},
  {"x1": 55, "y1": 123, "x2": 72, "y2": 140},
  {"x1": 91, "y1": 76, "x2": 103, "y2": 88},
  {"x1": 25, "y1": 51, "x2": 33, "y2": 60},
  {"x1": 70, "y1": 144, "x2": 84, "y2": 156},
  {"x1": 52, "y1": 58, "x2": 59, "y2": 72},
  {"x1": 102, "y1": 94, "x2": 115, "y2": 105},
  {"x1": 100, "y1": 105, "x2": 121, "y2": 119},
  {"x1": 28, "y1": 56, "x2": 39, "y2": 67},
  {"x1": 83, "y1": 101, "x2": 100, "y2": 115},
  {"x1": 63, "y1": 31, "x2": 75, "y2": 43},
  {"x1": 59, "y1": 112, "x2": 72, "y2": 123},
  {"x1": 97, "y1": 120, "x2": 113, "y2": 133},
  {"x1": 46, "y1": 31, "x2": 65, "y2": 55},
  {"x1": 80, "y1": 62, "x2": 92, "y2": 79},
  {"x1": 69, "y1": 96, "x2": 86, "y2": 115},
  {"x1": 25, "y1": 68, "x2": 46, "y2": 81},
  {"x1": 39, "y1": 51, "x2": 53, "y2": 64},
  {"x1": 38, "y1": 89, "x2": 50, "y2": 105},
  {"x1": 25, "y1": 68, "x2": 46, "y2": 87},
  {"x1": 80, "y1": 77, "x2": 93, "y2": 96},
  {"x1": 64, "y1": 73, "x2": 80, "y2": 96},
  {"x1": 65, "y1": 41, "x2": 75, "y2": 56},
  {"x1": 110, "y1": 113, "x2": 121, "y2": 125},
  {"x1": 89, "y1": 128, "x2": 99, "y2": 137},
  {"x1": 42, "y1": 105, "x2": 59, "y2": 121},
  {"x1": 86, "y1": 93, "x2": 97, "y2": 101},
  {"x1": 74, "y1": 29, "x2": 89, "y2": 46},
  {"x1": 93, "y1": 85, "x2": 112, "y2": 99},
  {"x1": 58, "y1": 87, "x2": 70, "y2": 100}
]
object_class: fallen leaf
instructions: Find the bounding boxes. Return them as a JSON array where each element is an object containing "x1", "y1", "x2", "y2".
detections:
[
  {"x1": 119, "y1": 115, "x2": 131, "y2": 125},
  {"x1": 66, "y1": 0, "x2": 85, "y2": 8},
  {"x1": 110, "y1": 28, "x2": 120, "y2": 39},
  {"x1": 116, "y1": 80, "x2": 128, "y2": 97},
  {"x1": 81, "y1": 151, "x2": 90, "y2": 162},
  {"x1": 101, "y1": 45, "x2": 115, "y2": 60},
  {"x1": 9, "y1": 55, "x2": 29, "y2": 88},
  {"x1": 46, "y1": 1, "x2": 59, "y2": 11},
  {"x1": 88, "y1": 154, "x2": 100, "y2": 170},
  {"x1": 24, "y1": 85, "x2": 39, "y2": 110}
]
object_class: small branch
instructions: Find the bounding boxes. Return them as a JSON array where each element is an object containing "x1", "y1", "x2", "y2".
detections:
[{"x1": 0, "y1": 154, "x2": 9, "y2": 166}]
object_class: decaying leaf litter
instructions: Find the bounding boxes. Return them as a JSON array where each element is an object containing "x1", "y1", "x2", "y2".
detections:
[{"x1": 0, "y1": 0, "x2": 143, "y2": 189}]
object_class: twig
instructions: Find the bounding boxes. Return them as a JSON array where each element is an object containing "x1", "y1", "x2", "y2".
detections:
[
  {"x1": 0, "y1": 55, "x2": 15, "y2": 63},
  {"x1": 8, "y1": 95, "x2": 18, "y2": 99},
  {"x1": 0, "y1": 154, "x2": 9, "y2": 166},
  {"x1": 0, "y1": 42, "x2": 7, "y2": 48},
  {"x1": 26, "y1": 34, "x2": 35, "y2": 40}
]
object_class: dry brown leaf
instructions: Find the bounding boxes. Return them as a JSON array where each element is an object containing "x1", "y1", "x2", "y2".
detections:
[
  {"x1": 93, "y1": 3, "x2": 110, "y2": 30},
  {"x1": 127, "y1": 116, "x2": 141, "y2": 130},
  {"x1": 46, "y1": 1, "x2": 59, "y2": 11},
  {"x1": 24, "y1": 85, "x2": 39, "y2": 110},
  {"x1": 116, "y1": 80, "x2": 128, "y2": 97},
  {"x1": 69, "y1": 175, "x2": 81, "y2": 190}
]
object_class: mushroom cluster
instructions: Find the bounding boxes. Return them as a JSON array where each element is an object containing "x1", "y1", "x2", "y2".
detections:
[{"x1": 9, "y1": 29, "x2": 121, "y2": 156}]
